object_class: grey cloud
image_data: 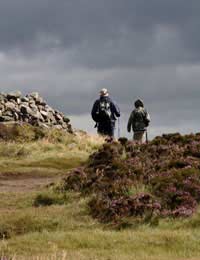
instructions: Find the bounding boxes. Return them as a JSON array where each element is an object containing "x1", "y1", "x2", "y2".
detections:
[
  {"x1": 0, "y1": 0, "x2": 199, "y2": 68},
  {"x1": 0, "y1": 0, "x2": 199, "y2": 138},
  {"x1": 0, "y1": 51, "x2": 200, "y2": 138}
]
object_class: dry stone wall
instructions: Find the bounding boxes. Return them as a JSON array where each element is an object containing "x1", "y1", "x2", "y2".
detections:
[{"x1": 0, "y1": 91, "x2": 73, "y2": 132}]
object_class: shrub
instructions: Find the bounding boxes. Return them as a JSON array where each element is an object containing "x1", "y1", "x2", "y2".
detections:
[
  {"x1": 33, "y1": 192, "x2": 67, "y2": 207},
  {"x1": 61, "y1": 132, "x2": 200, "y2": 223}
]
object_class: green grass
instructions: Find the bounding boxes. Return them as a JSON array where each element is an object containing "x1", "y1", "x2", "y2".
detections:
[
  {"x1": 1, "y1": 187, "x2": 200, "y2": 259},
  {"x1": 0, "y1": 128, "x2": 104, "y2": 177},
  {"x1": 1, "y1": 126, "x2": 200, "y2": 259}
]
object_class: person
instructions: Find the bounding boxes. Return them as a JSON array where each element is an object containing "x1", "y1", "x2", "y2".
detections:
[
  {"x1": 91, "y1": 88, "x2": 120, "y2": 137},
  {"x1": 127, "y1": 99, "x2": 150, "y2": 143}
]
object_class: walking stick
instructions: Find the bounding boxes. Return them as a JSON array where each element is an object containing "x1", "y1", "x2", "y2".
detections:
[
  {"x1": 146, "y1": 129, "x2": 149, "y2": 144},
  {"x1": 118, "y1": 118, "x2": 120, "y2": 139}
]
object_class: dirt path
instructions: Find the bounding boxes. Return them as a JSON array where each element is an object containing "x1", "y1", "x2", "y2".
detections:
[{"x1": 0, "y1": 175, "x2": 62, "y2": 193}]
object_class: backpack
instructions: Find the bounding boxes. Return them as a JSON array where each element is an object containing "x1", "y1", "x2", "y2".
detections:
[
  {"x1": 144, "y1": 114, "x2": 150, "y2": 127},
  {"x1": 133, "y1": 107, "x2": 150, "y2": 130},
  {"x1": 98, "y1": 100, "x2": 112, "y2": 121}
]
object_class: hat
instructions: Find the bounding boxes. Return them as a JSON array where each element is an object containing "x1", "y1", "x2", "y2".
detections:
[
  {"x1": 99, "y1": 88, "x2": 109, "y2": 97},
  {"x1": 135, "y1": 99, "x2": 144, "y2": 108}
]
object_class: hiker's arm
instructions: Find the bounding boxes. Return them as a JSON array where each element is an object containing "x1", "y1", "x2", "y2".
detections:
[
  {"x1": 112, "y1": 102, "x2": 120, "y2": 118},
  {"x1": 91, "y1": 100, "x2": 99, "y2": 122},
  {"x1": 127, "y1": 112, "x2": 134, "y2": 132}
]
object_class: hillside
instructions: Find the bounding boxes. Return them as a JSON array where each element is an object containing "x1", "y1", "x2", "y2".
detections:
[{"x1": 1, "y1": 126, "x2": 200, "y2": 259}]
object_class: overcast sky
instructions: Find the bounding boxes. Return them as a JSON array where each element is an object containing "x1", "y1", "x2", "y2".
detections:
[{"x1": 0, "y1": 0, "x2": 200, "y2": 138}]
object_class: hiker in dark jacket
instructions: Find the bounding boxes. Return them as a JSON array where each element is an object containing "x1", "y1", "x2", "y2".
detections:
[
  {"x1": 127, "y1": 99, "x2": 150, "y2": 143},
  {"x1": 91, "y1": 88, "x2": 120, "y2": 137}
]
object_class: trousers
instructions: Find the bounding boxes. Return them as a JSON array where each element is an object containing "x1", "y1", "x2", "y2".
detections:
[
  {"x1": 97, "y1": 121, "x2": 115, "y2": 137},
  {"x1": 133, "y1": 131, "x2": 145, "y2": 143}
]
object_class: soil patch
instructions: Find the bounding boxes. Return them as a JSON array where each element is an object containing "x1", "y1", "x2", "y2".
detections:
[{"x1": 0, "y1": 176, "x2": 60, "y2": 193}]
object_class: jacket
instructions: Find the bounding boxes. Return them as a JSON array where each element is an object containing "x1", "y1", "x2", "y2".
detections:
[
  {"x1": 127, "y1": 106, "x2": 150, "y2": 132},
  {"x1": 91, "y1": 96, "x2": 120, "y2": 123}
]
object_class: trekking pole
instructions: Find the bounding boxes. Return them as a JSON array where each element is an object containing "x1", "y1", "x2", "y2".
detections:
[
  {"x1": 118, "y1": 118, "x2": 120, "y2": 139},
  {"x1": 146, "y1": 129, "x2": 149, "y2": 144}
]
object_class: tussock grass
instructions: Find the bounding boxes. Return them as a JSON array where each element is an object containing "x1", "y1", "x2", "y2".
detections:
[
  {"x1": 0, "y1": 125, "x2": 104, "y2": 177},
  {"x1": 33, "y1": 191, "x2": 67, "y2": 207}
]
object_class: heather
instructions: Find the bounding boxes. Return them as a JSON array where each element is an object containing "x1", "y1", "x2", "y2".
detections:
[
  {"x1": 62, "y1": 133, "x2": 200, "y2": 223},
  {"x1": 1, "y1": 131, "x2": 200, "y2": 259}
]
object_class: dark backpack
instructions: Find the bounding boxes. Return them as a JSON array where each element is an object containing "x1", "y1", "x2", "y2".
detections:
[
  {"x1": 98, "y1": 100, "x2": 112, "y2": 121},
  {"x1": 133, "y1": 108, "x2": 150, "y2": 130}
]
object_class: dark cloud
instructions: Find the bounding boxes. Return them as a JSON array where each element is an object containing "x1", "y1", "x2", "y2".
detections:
[
  {"x1": 0, "y1": 0, "x2": 199, "y2": 137},
  {"x1": 0, "y1": 0, "x2": 199, "y2": 68}
]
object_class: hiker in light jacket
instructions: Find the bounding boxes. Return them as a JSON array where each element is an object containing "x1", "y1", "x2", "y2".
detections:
[
  {"x1": 127, "y1": 99, "x2": 150, "y2": 143},
  {"x1": 91, "y1": 88, "x2": 120, "y2": 137}
]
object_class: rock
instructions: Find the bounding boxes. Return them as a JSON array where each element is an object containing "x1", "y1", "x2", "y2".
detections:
[
  {"x1": 20, "y1": 105, "x2": 31, "y2": 114},
  {"x1": 45, "y1": 105, "x2": 54, "y2": 112},
  {"x1": 29, "y1": 104, "x2": 38, "y2": 112},
  {"x1": 29, "y1": 99, "x2": 36, "y2": 105},
  {"x1": 40, "y1": 110, "x2": 48, "y2": 118},
  {"x1": 63, "y1": 116, "x2": 70, "y2": 123},
  {"x1": 0, "y1": 95, "x2": 5, "y2": 102},
  {"x1": 21, "y1": 97, "x2": 29, "y2": 102},
  {"x1": 16, "y1": 98, "x2": 21, "y2": 105},
  {"x1": 55, "y1": 113, "x2": 63, "y2": 121},
  {"x1": 7, "y1": 91, "x2": 22, "y2": 100},
  {"x1": 0, "y1": 92, "x2": 72, "y2": 133},
  {"x1": 30, "y1": 92, "x2": 40, "y2": 100},
  {"x1": 13, "y1": 112, "x2": 19, "y2": 121},
  {"x1": 0, "y1": 104, "x2": 4, "y2": 111},
  {"x1": 35, "y1": 97, "x2": 46, "y2": 106},
  {"x1": 0, "y1": 115, "x2": 14, "y2": 122},
  {"x1": 5, "y1": 102, "x2": 16, "y2": 111},
  {"x1": 32, "y1": 111, "x2": 44, "y2": 121},
  {"x1": 3, "y1": 110, "x2": 13, "y2": 117},
  {"x1": 53, "y1": 125, "x2": 63, "y2": 130}
]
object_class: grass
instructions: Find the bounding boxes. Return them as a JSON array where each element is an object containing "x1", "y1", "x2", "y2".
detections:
[
  {"x1": 0, "y1": 126, "x2": 104, "y2": 177},
  {"x1": 1, "y1": 187, "x2": 200, "y2": 259},
  {"x1": 1, "y1": 125, "x2": 200, "y2": 259}
]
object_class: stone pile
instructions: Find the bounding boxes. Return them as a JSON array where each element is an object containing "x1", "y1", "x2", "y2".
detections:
[{"x1": 0, "y1": 91, "x2": 73, "y2": 132}]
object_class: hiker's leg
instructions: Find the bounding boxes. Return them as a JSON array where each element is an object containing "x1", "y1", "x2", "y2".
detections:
[
  {"x1": 105, "y1": 122, "x2": 115, "y2": 137},
  {"x1": 98, "y1": 122, "x2": 114, "y2": 137},
  {"x1": 133, "y1": 131, "x2": 145, "y2": 144},
  {"x1": 97, "y1": 123, "x2": 105, "y2": 135}
]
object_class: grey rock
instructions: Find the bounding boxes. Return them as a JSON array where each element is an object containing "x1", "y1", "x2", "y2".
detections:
[
  {"x1": 53, "y1": 125, "x2": 63, "y2": 130},
  {"x1": 35, "y1": 97, "x2": 46, "y2": 106},
  {"x1": 7, "y1": 91, "x2": 22, "y2": 100},
  {"x1": 14, "y1": 112, "x2": 19, "y2": 121},
  {"x1": 29, "y1": 104, "x2": 38, "y2": 112},
  {"x1": 0, "y1": 95, "x2": 5, "y2": 102},
  {"x1": 0, "y1": 91, "x2": 72, "y2": 133},
  {"x1": 21, "y1": 97, "x2": 29, "y2": 102},
  {"x1": 3, "y1": 110, "x2": 13, "y2": 117},
  {"x1": 20, "y1": 105, "x2": 31, "y2": 115},
  {"x1": 0, "y1": 104, "x2": 4, "y2": 111},
  {"x1": 29, "y1": 99, "x2": 36, "y2": 105},
  {"x1": 30, "y1": 92, "x2": 40, "y2": 100},
  {"x1": 5, "y1": 102, "x2": 16, "y2": 111},
  {"x1": 55, "y1": 113, "x2": 63, "y2": 121},
  {"x1": 40, "y1": 110, "x2": 48, "y2": 118},
  {"x1": 16, "y1": 98, "x2": 21, "y2": 105},
  {"x1": 1, "y1": 115, "x2": 14, "y2": 122}
]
